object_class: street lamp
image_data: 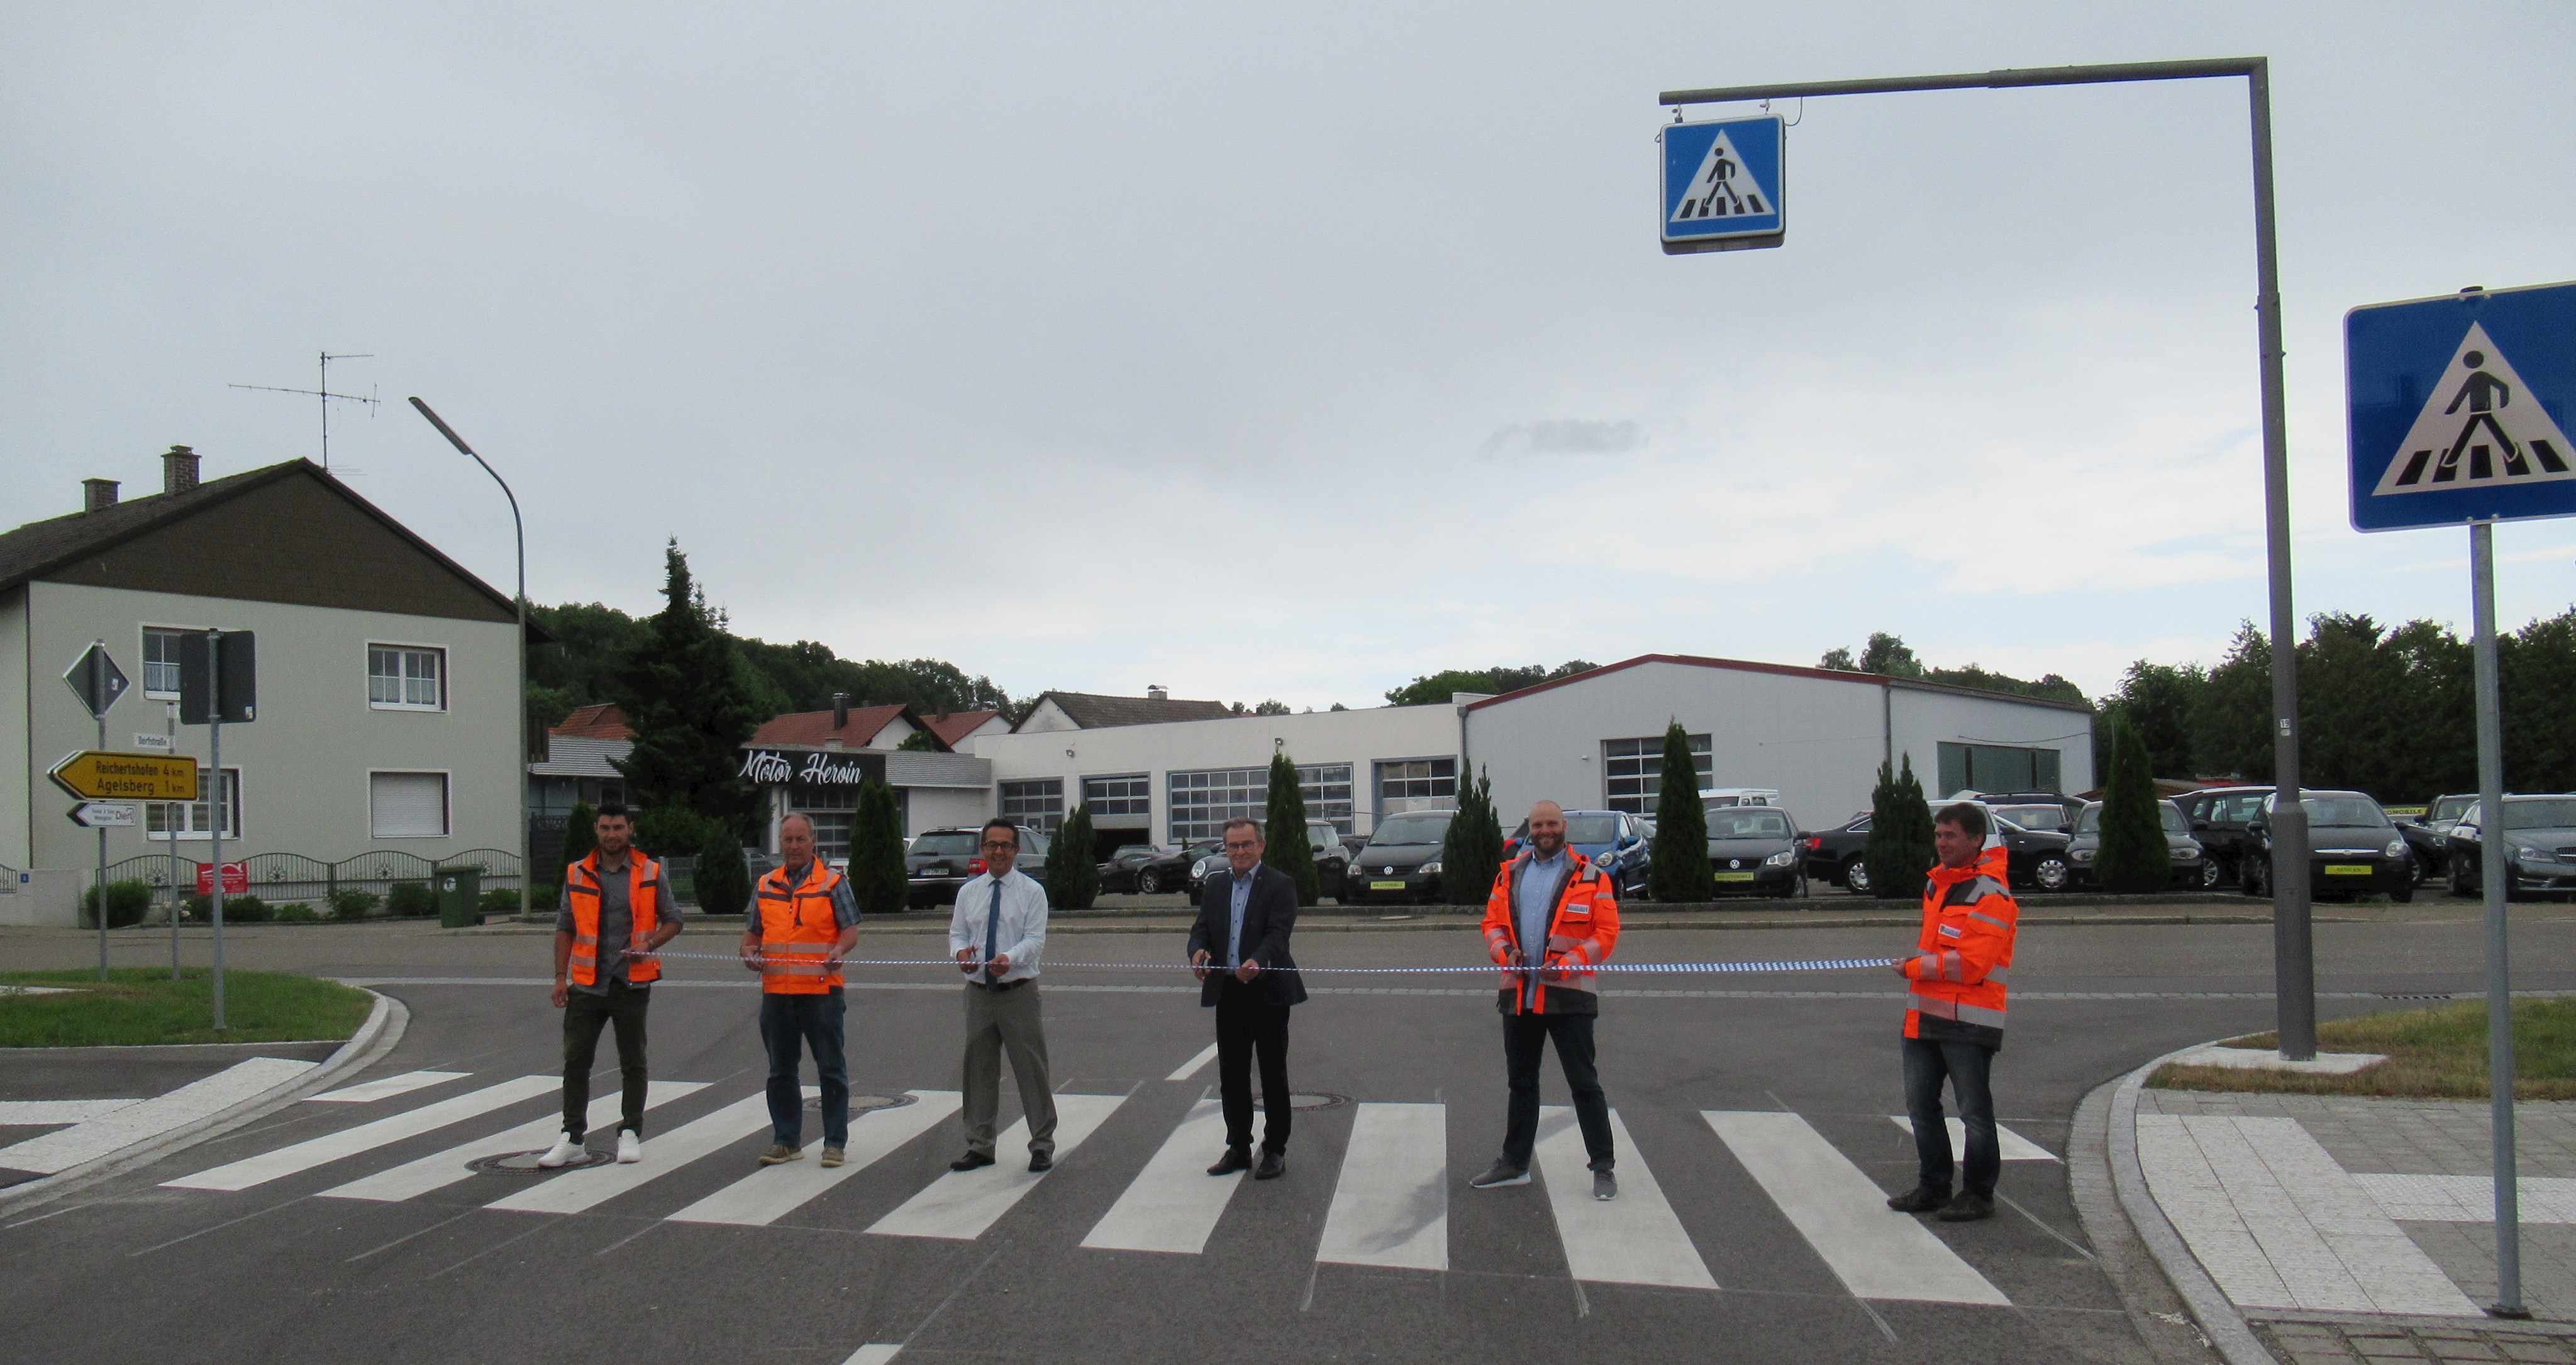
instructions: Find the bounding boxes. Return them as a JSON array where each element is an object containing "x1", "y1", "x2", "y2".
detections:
[{"x1": 408, "y1": 398, "x2": 531, "y2": 922}]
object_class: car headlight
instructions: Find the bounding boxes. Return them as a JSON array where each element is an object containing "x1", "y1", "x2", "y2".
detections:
[
  {"x1": 2071, "y1": 849, "x2": 2094, "y2": 862},
  {"x1": 2384, "y1": 839, "x2": 2407, "y2": 859},
  {"x1": 2522, "y1": 846, "x2": 2560, "y2": 866},
  {"x1": 1419, "y1": 860, "x2": 1441, "y2": 875},
  {"x1": 1763, "y1": 850, "x2": 1796, "y2": 867}
]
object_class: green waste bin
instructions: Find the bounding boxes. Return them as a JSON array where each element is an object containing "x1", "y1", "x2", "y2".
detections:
[{"x1": 434, "y1": 866, "x2": 484, "y2": 928}]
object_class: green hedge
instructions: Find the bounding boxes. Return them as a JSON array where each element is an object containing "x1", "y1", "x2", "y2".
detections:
[
  {"x1": 80, "y1": 880, "x2": 153, "y2": 929},
  {"x1": 386, "y1": 881, "x2": 436, "y2": 918}
]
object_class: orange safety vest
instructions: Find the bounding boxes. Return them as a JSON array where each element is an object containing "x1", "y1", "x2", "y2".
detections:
[
  {"x1": 757, "y1": 860, "x2": 848, "y2": 994},
  {"x1": 1480, "y1": 849, "x2": 1620, "y2": 1015},
  {"x1": 1902, "y1": 843, "x2": 2017, "y2": 1042},
  {"x1": 563, "y1": 851, "x2": 663, "y2": 987}
]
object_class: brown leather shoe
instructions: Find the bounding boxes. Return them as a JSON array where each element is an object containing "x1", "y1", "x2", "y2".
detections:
[
  {"x1": 819, "y1": 1145, "x2": 845, "y2": 1168},
  {"x1": 1885, "y1": 1185, "x2": 1950, "y2": 1213},
  {"x1": 1935, "y1": 1192, "x2": 1995, "y2": 1222},
  {"x1": 758, "y1": 1144, "x2": 803, "y2": 1166}
]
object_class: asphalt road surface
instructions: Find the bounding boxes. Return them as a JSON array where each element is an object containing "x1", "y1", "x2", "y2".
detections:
[{"x1": 6, "y1": 910, "x2": 2572, "y2": 1365}]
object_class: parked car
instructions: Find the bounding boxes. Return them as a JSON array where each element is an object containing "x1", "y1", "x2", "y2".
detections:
[
  {"x1": 1798, "y1": 805, "x2": 2075, "y2": 895},
  {"x1": 2178, "y1": 785, "x2": 2273, "y2": 888},
  {"x1": 2240, "y1": 790, "x2": 2413, "y2": 902},
  {"x1": 904, "y1": 824, "x2": 1052, "y2": 908},
  {"x1": 1097, "y1": 844, "x2": 1162, "y2": 894},
  {"x1": 2064, "y1": 800, "x2": 2206, "y2": 888},
  {"x1": 1963, "y1": 790, "x2": 2087, "y2": 831},
  {"x1": 2423, "y1": 793, "x2": 2478, "y2": 836},
  {"x1": 1137, "y1": 839, "x2": 1222, "y2": 895},
  {"x1": 1801, "y1": 812, "x2": 1874, "y2": 892},
  {"x1": 1699, "y1": 787, "x2": 1783, "y2": 808},
  {"x1": 1344, "y1": 810, "x2": 1458, "y2": 905},
  {"x1": 1501, "y1": 809, "x2": 1653, "y2": 898},
  {"x1": 1703, "y1": 805, "x2": 1806, "y2": 898},
  {"x1": 2443, "y1": 795, "x2": 2576, "y2": 900}
]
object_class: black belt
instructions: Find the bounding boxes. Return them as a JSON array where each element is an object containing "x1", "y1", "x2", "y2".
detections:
[{"x1": 974, "y1": 977, "x2": 1028, "y2": 993}]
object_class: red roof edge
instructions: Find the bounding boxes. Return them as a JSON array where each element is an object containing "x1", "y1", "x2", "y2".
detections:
[{"x1": 1460, "y1": 653, "x2": 2093, "y2": 714}]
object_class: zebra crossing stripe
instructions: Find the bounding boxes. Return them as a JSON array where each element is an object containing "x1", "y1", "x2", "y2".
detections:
[
  {"x1": 1704, "y1": 1110, "x2": 2008, "y2": 1305},
  {"x1": 309, "y1": 1070, "x2": 470, "y2": 1104},
  {"x1": 1532, "y1": 1107, "x2": 1716, "y2": 1290},
  {"x1": 665, "y1": 1091, "x2": 963, "y2": 1228},
  {"x1": 317, "y1": 1081, "x2": 704, "y2": 1203},
  {"x1": 486, "y1": 1093, "x2": 775, "y2": 1216},
  {"x1": 163, "y1": 1076, "x2": 558, "y2": 1192},
  {"x1": 1081, "y1": 1098, "x2": 1242, "y2": 1254},
  {"x1": 841, "y1": 1347, "x2": 903, "y2": 1364},
  {"x1": 0, "y1": 1058, "x2": 320, "y2": 1176},
  {"x1": 1314, "y1": 1102, "x2": 1446, "y2": 1272},
  {"x1": 1882, "y1": 1116, "x2": 2060, "y2": 1162},
  {"x1": 1165, "y1": 1043, "x2": 1219, "y2": 1082},
  {"x1": 869, "y1": 1094, "x2": 1128, "y2": 1241}
]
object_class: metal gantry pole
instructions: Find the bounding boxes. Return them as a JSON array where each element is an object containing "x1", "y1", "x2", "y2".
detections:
[
  {"x1": 93, "y1": 643, "x2": 109, "y2": 982},
  {"x1": 2470, "y1": 519, "x2": 2524, "y2": 1316},
  {"x1": 1657, "y1": 55, "x2": 2314, "y2": 1055},
  {"x1": 208, "y1": 629, "x2": 226, "y2": 1032},
  {"x1": 168, "y1": 702, "x2": 181, "y2": 980}
]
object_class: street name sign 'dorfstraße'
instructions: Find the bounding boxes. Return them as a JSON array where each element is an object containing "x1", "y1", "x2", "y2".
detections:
[
  {"x1": 1659, "y1": 114, "x2": 1785, "y2": 254},
  {"x1": 2347, "y1": 280, "x2": 2576, "y2": 533}
]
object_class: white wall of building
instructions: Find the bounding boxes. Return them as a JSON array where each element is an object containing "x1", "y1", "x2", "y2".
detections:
[
  {"x1": 13, "y1": 581, "x2": 523, "y2": 872},
  {"x1": 1890, "y1": 686, "x2": 2095, "y2": 800},
  {"x1": 906, "y1": 787, "x2": 986, "y2": 838},
  {"x1": 0, "y1": 589, "x2": 28, "y2": 870}
]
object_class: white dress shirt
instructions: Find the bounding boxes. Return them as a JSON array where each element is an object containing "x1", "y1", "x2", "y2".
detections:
[{"x1": 948, "y1": 869, "x2": 1049, "y2": 983}]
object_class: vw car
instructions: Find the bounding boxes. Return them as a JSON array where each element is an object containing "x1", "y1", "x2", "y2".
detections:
[
  {"x1": 2443, "y1": 795, "x2": 2576, "y2": 899},
  {"x1": 1344, "y1": 810, "x2": 1457, "y2": 905},
  {"x1": 2240, "y1": 790, "x2": 2413, "y2": 902},
  {"x1": 904, "y1": 824, "x2": 1052, "y2": 909},
  {"x1": 2063, "y1": 799, "x2": 2206, "y2": 888},
  {"x1": 1704, "y1": 805, "x2": 1805, "y2": 898},
  {"x1": 1502, "y1": 809, "x2": 1653, "y2": 898}
]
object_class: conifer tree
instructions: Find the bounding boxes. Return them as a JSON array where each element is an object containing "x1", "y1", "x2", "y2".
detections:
[
  {"x1": 1441, "y1": 766, "x2": 1506, "y2": 905},
  {"x1": 1046, "y1": 804, "x2": 1102, "y2": 910},
  {"x1": 560, "y1": 799, "x2": 597, "y2": 871},
  {"x1": 613, "y1": 541, "x2": 763, "y2": 836},
  {"x1": 1648, "y1": 721, "x2": 1716, "y2": 903},
  {"x1": 842, "y1": 780, "x2": 906, "y2": 916},
  {"x1": 694, "y1": 821, "x2": 752, "y2": 917},
  {"x1": 1262, "y1": 753, "x2": 1322, "y2": 905},
  {"x1": 1864, "y1": 756, "x2": 1937, "y2": 900},
  {"x1": 2093, "y1": 716, "x2": 2170, "y2": 893}
]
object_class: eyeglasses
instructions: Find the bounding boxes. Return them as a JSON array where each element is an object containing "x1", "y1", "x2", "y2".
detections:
[
  {"x1": 1224, "y1": 841, "x2": 1258, "y2": 851},
  {"x1": 980, "y1": 841, "x2": 1018, "y2": 853}
]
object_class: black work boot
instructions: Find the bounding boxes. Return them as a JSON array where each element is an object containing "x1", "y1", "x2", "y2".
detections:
[
  {"x1": 1936, "y1": 1191, "x2": 1996, "y2": 1222},
  {"x1": 1885, "y1": 1185, "x2": 1951, "y2": 1213}
]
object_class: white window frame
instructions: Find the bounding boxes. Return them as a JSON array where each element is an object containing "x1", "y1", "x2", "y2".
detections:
[
  {"x1": 367, "y1": 641, "x2": 448, "y2": 712},
  {"x1": 145, "y1": 767, "x2": 243, "y2": 841},
  {"x1": 140, "y1": 624, "x2": 197, "y2": 700},
  {"x1": 1000, "y1": 778, "x2": 1065, "y2": 832},
  {"x1": 1081, "y1": 773, "x2": 1152, "y2": 818},
  {"x1": 368, "y1": 770, "x2": 453, "y2": 840},
  {"x1": 1601, "y1": 734, "x2": 1713, "y2": 814}
]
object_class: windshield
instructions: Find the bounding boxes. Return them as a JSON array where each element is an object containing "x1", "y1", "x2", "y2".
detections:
[
  {"x1": 1709, "y1": 809, "x2": 1792, "y2": 838},
  {"x1": 2430, "y1": 795, "x2": 2475, "y2": 823},
  {"x1": 2278, "y1": 795, "x2": 2390, "y2": 828},
  {"x1": 1563, "y1": 815, "x2": 1619, "y2": 843},
  {"x1": 2074, "y1": 804, "x2": 2189, "y2": 834},
  {"x1": 1370, "y1": 814, "x2": 1453, "y2": 846},
  {"x1": 1992, "y1": 804, "x2": 2065, "y2": 831},
  {"x1": 2503, "y1": 799, "x2": 2576, "y2": 831},
  {"x1": 912, "y1": 832, "x2": 976, "y2": 856}
]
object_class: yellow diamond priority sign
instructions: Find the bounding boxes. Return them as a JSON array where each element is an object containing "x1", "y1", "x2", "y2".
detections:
[{"x1": 50, "y1": 751, "x2": 199, "y2": 802}]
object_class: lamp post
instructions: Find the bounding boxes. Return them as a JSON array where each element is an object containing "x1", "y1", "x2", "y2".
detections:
[{"x1": 408, "y1": 398, "x2": 531, "y2": 922}]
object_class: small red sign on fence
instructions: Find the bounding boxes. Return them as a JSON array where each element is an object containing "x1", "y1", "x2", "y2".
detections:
[{"x1": 195, "y1": 861, "x2": 248, "y2": 895}]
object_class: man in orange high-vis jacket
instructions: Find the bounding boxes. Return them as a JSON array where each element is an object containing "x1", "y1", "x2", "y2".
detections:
[
  {"x1": 1469, "y1": 800, "x2": 1623, "y2": 1202},
  {"x1": 543, "y1": 800, "x2": 681, "y2": 1169},
  {"x1": 1886, "y1": 801, "x2": 2018, "y2": 1223},
  {"x1": 738, "y1": 813, "x2": 861, "y2": 1168}
]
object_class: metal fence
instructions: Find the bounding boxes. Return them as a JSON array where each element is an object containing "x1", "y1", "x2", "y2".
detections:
[{"x1": 106, "y1": 849, "x2": 524, "y2": 915}]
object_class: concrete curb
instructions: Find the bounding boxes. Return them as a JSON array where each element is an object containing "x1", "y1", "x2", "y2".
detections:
[
  {"x1": 0, "y1": 988, "x2": 408, "y2": 1217},
  {"x1": 2108, "y1": 1041, "x2": 2277, "y2": 1365}
]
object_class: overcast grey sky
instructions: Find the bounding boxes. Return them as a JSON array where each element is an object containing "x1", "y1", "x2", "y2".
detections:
[{"x1": 7, "y1": 2, "x2": 2572, "y2": 710}]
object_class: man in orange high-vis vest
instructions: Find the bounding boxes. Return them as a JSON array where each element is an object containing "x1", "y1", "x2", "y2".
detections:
[
  {"x1": 739, "y1": 813, "x2": 861, "y2": 1167},
  {"x1": 1886, "y1": 801, "x2": 2018, "y2": 1223},
  {"x1": 543, "y1": 800, "x2": 682, "y2": 1169},
  {"x1": 1469, "y1": 800, "x2": 1622, "y2": 1202}
]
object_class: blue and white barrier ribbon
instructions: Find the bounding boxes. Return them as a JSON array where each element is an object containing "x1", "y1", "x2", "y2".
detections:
[{"x1": 631, "y1": 951, "x2": 1899, "y2": 976}]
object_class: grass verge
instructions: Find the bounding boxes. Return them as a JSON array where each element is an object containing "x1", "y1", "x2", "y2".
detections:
[
  {"x1": 0, "y1": 968, "x2": 373, "y2": 1047},
  {"x1": 2149, "y1": 997, "x2": 2576, "y2": 1100}
]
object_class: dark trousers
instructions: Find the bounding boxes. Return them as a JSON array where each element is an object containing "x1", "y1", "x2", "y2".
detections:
[
  {"x1": 1215, "y1": 978, "x2": 1292, "y2": 1154},
  {"x1": 760, "y1": 990, "x2": 849, "y2": 1148},
  {"x1": 1902, "y1": 1036, "x2": 1999, "y2": 1199},
  {"x1": 562, "y1": 979, "x2": 650, "y2": 1142},
  {"x1": 1501, "y1": 1011, "x2": 1613, "y2": 1170}
]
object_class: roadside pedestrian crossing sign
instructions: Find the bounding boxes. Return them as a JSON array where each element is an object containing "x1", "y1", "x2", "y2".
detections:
[
  {"x1": 1660, "y1": 114, "x2": 1784, "y2": 254},
  {"x1": 2348, "y1": 281, "x2": 2576, "y2": 531}
]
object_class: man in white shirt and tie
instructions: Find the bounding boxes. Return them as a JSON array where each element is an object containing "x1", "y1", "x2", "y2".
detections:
[{"x1": 947, "y1": 817, "x2": 1058, "y2": 1172}]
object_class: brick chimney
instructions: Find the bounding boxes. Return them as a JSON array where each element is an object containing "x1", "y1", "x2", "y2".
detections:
[
  {"x1": 162, "y1": 445, "x2": 201, "y2": 495},
  {"x1": 832, "y1": 692, "x2": 849, "y2": 730},
  {"x1": 82, "y1": 478, "x2": 119, "y2": 514},
  {"x1": 1146, "y1": 685, "x2": 1169, "y2": 702}
]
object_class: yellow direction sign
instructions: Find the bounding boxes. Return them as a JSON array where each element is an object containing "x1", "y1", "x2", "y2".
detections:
[{"x1": 49, "y1": 751, "x2": 199, "y2": 801}]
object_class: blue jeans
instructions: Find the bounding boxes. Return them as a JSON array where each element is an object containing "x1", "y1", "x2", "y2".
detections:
[
  {"x1": 1902, "y1": 1036, "x2": 1997, "y2": 1199},
  {"x1": 760, "y1": 990, "x2": 848, "y2": 1147}
]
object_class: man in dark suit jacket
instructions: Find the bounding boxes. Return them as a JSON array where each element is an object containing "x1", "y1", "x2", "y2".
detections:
[{"x1": 1187, "y1": 816, "x2": 1307, "y2": 1180}]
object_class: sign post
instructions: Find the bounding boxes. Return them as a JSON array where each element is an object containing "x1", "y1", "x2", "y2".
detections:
[
  {"x1": 179, "y1": 628, "x2": 255, "y2": 1031},
  {"x1": 62, "y1": 643, "x2": 130, "y2": 980},
  {"x1": 2346, "y1": 278, "x2": 2576, "y2": 1318}
]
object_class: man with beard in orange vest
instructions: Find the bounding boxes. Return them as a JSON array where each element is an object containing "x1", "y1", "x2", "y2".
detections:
[
  {"x1": 543, "y1": 801, "x2": 682, "y2": 1168},
  {"x1": 1886, "y1": 801, "x2": 2018, "y2": 1223}
]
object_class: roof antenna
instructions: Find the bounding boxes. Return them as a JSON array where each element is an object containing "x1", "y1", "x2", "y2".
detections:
[{"x1": 230, "y1": 352, "x2": 380, "y2": 472}]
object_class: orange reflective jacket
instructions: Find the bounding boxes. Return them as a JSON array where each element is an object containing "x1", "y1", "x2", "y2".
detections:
[
  {"x1": 1481, "y1": 849, "x2": 1620, "y2": 1015},
  {"x1": 564, "y1": 851, "x2": 663, "y2": 987},
  {"x1": 757, "y1": 861, "x2": 847, "y2": 994},
  {"x1": 1902, "y1": 843, "x2": 2016, "y2": 1044}
]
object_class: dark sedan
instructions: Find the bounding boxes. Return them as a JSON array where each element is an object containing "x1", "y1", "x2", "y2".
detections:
[
  {"x1": 2240, "y1": 791, "x2": 2414, "y2": 902},
  {"x1": 1134, "y1": 839, "x2": 1221, "y2": 895},
  {"x1": 1343, "y1": 810, "x2": 1457, "y2": 906},
  {"x1": 2443, "y1": 795, "x2": 2576, "y2": 899},
  {"x1": 1098, "y1": 844, "x2": 1162, "y2": 894},
  {"x1": 1798, "y1": 806, "x2": 2074, "y2": 894},
  {"x1": 2064, "y1": 800, "x2": 2206, "y2": 888},
  {"x1": 1704, "y1": 805, "x2": 1805, "y2": 897}
]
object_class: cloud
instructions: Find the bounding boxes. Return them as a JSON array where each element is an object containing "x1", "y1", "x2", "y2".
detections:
[{"x1": 1479, "y1": 417, "x2": 1648, "y2": 460}]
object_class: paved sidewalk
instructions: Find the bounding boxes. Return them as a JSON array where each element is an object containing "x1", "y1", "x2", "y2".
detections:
[{"x1": 2137, "y1": 1088, "x2": 2576, "y2": 1361}]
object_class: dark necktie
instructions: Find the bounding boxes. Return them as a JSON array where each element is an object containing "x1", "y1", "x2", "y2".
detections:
[{"x1": 984, "y1": 880, "x2": 1003, "y2": 985}]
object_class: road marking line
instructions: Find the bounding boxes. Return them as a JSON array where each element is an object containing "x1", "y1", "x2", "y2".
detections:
[
  {"x1": 1165, "y1": 1043, "x2": 1219, "y2": 1081},
  {"x1": 869, "y1": 1093, "x2": 1126, "y2": 1241},
  {"x1": 1315, "y1": 1101, "x2": 1446, "y2": 1272},
  {"x1": 1704, "y1": 1109, "x2": 2006, "y2": 1305},
  {"x1": 1882, "y1": 1115, "x2": 2060, "y2": 1162},
  {"x1": 1, "y1": 1058, "x2": 319, "y2": 1176},
  {"x1": 487, "y1": 1091, "x2": 773, "y2": 1215},
  {"x1": 1081, "y1": 1098, "x2": 1241, "y2": 1254},
  {"x1": 2355, "y1": 1173, "x2": 2576, "y2": 1224},
  {"x1": 162, "y1": 1076, "x2": 556, "y2": 1192},
  {"x1": 316, "y1": 1081, "x2": 704, "y2": 1203},
  {"x1": 310, "y1": 1070, "x2": 470, "y2": 1103},
  {"x1": 1533, "y1": 1107, "x2": 1714, "y2": 1290},
  {"x1": 842, "y1": 1346, "x2": 902, "y2": 1364},
  {"x1": 666, "y1": 1092, "x2": 963, "y2": 1229}
]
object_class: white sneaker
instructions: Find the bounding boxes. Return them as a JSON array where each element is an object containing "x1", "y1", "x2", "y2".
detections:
[
  {"x1": 536, "y1": 1136, "x2": 586, "y2": 1169},
  {"x1": 616, "y1": 1131, "x2": 641, "y2": 1164}
]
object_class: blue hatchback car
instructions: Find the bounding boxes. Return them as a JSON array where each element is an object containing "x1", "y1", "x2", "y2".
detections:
[{"x1": 1502, "y1": 809, "x2": 1653, "y2": 899}]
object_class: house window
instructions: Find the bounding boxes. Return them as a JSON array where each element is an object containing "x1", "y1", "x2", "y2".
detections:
[
  {"x1": 143, "y1": 627, "x2": 187, "y2": 698},
  {"x1": 1301, "y1": 763, "x2": 1355, "y2": 834},
  {"x1": 145, "y1": 770, "x2": 241, "y2": 839},
  {"x1": 369, "y1": 771, "x2": 451, "y2": 838},
  {"x1": 368, "y1": 645, "x2": 446, "y2": 710},
  {"x1": 1602, "y1": 734, "x2": 1713, "y2": 814},
  {"x1": 1082, "y1": 774, "x2": 1150, "y2": 817},
  {"x1": 1375, "y1": 758, "x2": 1457, "y2": 809},
  {"x1": 1935, "y1": 743, "x2": 2062, "y2": 798},
  {"x1": 999, "y1": 778, "x2": 1063, "y2": 832}
]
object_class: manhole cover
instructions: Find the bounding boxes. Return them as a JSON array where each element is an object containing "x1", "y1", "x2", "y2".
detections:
[
  {"x1": 469, "y1": 1147, "x2": 613, "y2": 1175},
  {"x1": 1282, "y1": 1092, "x2": 1350, "y2": 1112},
  {"x1": 806, "y1": 1092, "x2": 918, "y2": 1114}
]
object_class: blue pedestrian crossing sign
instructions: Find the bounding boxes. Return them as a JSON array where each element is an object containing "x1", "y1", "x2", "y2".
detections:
[
  {"x1": 2348, "y1": 281, "x2": 2576, "y2": 532},
  {"x1": 1660, "y1": 115, "x2": 1784, "y2": 255}
]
